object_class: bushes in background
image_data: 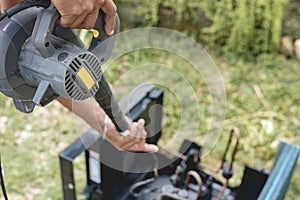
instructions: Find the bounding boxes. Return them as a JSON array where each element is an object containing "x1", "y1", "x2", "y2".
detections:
[
  {"x1": 115, "y1": 0, "x2": 289, "y2": 60},
  {"x1": 207, "y1": 0, "x2": 288, "y2": 59}
]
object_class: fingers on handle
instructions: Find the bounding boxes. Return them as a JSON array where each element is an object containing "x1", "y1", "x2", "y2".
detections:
[
  {"x1": 102, "y1": 0, "x2": 117, "y2": 35},
  {"x1": 77, "y1": 11, "x2": 99, "y2": 29},
  {"x1": 54, "y1": 0, "x2": 106, "y2": 29}
]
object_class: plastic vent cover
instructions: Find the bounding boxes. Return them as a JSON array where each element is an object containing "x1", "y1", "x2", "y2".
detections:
[{"x1": 65, "y1": 53, "x2": 102, "y2": 100}]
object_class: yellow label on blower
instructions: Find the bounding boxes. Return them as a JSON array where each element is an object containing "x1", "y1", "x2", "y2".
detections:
[{"x1": 77, "y1": 67, "x2": 94, "y2": 90}]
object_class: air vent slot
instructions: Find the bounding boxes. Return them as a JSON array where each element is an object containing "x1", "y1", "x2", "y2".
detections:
[{"x1": 64, "y1": 53, "x2": 102, "y2": 100}]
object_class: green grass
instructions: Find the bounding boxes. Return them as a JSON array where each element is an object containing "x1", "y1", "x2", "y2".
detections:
[
  {"x1": 0, "y1": 48, "x2": 299, "y2": 199},
  {"x1": 0, "y1": 98, "x2": 86, "y2": 199}
]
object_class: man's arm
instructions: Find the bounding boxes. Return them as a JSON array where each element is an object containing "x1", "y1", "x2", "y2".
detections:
[{"x1": 57, "y1": 97, "x2": 158, "y2": 152}]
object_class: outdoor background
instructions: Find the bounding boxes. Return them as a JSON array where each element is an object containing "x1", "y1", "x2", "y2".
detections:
[{"x1": 0, "y1": 0, "x2": 300, "y2": 199}]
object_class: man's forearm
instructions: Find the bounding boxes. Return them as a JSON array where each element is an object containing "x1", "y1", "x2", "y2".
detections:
[{"x1": 57, "y1": 97, "x2": 106, "y2": 133}]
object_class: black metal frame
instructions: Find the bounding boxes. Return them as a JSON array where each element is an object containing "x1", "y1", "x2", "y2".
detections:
[{"x1": 59, "y1": 130, "x2": 102, "y2": 200}]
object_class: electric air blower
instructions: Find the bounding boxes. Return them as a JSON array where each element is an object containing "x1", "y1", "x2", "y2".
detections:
[{"x1": 0, "y1": 0, "x2": 128, "y2": 131}]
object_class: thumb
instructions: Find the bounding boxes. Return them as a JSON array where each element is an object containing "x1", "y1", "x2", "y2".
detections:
[
  {"x1": 137, "y1": 118, "x2": 145, "y2": 127},
  {"x1": 142, "y1": 143, "x2": 159, "y2": 153}
]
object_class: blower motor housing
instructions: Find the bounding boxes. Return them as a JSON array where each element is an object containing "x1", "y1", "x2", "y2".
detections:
[
  {"x1": 0, "y1": 7, "x2": 102, "y2": 112},
  {"x1": 19, "y1": 35, "x2": 102, "y2": 101}
]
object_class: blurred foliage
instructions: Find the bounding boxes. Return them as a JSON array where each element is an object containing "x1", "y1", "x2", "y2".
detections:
[
  {"x1": 115, "y1": 0, "x2": 204, "y2": 26},
  {"x1": 115, "y1": 0, "x2": 289, "y2": 61},
  {"x1": 205, "y1": 0, "x2": 288, "y2": 59},
  {"x1": 282, "y1": 0, "x2": 300, "y2": 39}
]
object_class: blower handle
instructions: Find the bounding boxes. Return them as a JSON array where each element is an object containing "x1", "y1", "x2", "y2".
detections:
[
  {"x1": 90, "y1": 9, "x2": 120, "y2": 47},
  {"x1": 32, "y1": 4, "x2": 60, "y2": 58},
  {"x1": 86, "y1": 8, "x2": 128, "y2": 132},
  {"x1": 33, "y1": 4, "x2": 120, "y2": 60},
  {"x1": 88, "y1": 10, "x2": 120, "y2": 64}
]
